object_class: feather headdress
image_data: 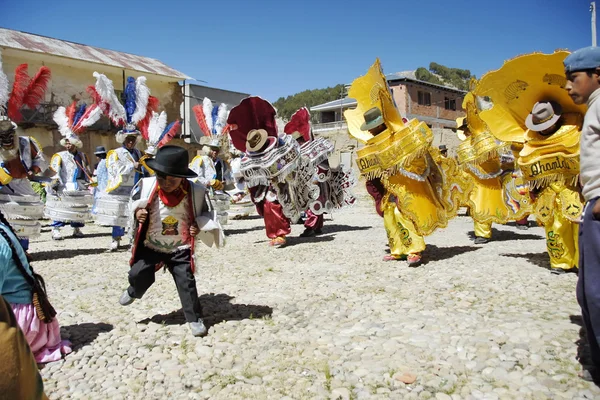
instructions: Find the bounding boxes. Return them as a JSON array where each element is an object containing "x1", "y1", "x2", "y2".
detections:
[
  {"x1": 0, "y1": 52, "x2": 51, "y2": 132},
  {"x1": 92, "y1": 72, "x2": 157, "y2": 143},
  {"x1": 53, "y1": 99, "x2": 103, "y2": 148},
  {"x1": 145, "y1": 111, "x2": 181, "y2": 155},
  {"x1": 192, "y1": 97, "x2": 229, "y2": 149}
]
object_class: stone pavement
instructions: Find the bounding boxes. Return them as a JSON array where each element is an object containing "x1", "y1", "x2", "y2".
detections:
[{"x1": 32, "y1": 200, "x2": 600, "y2": 399}]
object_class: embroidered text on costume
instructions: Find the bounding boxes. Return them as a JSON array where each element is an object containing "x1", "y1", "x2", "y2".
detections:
[
  {"x1": 528, "y1": 157, "x2": 577, "y2": 177},
  {"x1": 358, "y1": 155, "x2": 378, "y2": 172}
]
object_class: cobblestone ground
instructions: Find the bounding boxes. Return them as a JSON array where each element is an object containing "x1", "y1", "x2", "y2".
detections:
[{"x1": 31, "y1": 192, "x2": 600, "y2": 399}]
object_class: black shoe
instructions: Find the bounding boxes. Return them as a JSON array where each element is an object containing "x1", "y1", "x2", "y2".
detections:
[
  {"x1": 315, "y1": 229, "x2": 323, "y2": 235},
  {"x1": 474, "y1": 237, "x2": 490, "y2": 244},
  {"x1": 300, "y1": 229, "x2": 316, "y2": 238},
  {"x1": 551, "y1": 268, "x2": 577, "y2": 275}
]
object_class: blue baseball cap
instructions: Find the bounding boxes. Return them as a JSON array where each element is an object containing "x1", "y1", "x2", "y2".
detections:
[{"x1": 564, "y1": 46, "x2": 600, "y2": 72}]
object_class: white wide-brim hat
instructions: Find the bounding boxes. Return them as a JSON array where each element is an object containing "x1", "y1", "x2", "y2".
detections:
[
  {"x1": 246, "y1": 129, "x2": 276, "y2": 153},
  {"x1": 116, "y1": 130, "x2": 141, "y2": 144},
  {"x1": 60, "y1": 135, "x2": 83, "y2": 148}
]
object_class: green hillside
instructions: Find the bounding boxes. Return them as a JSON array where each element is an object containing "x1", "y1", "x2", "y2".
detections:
[
  {"x1": 415, "y1": 62, "x2": 474, "y2": 91},
  {"x1": 273, "y1": 84, "x2": 345, "y2": 121},
  {"x1": 273, "y1": 63, "x2": 472, "y2": 121}
]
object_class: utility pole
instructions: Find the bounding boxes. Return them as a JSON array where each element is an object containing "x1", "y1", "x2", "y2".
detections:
[
  {"x1": 593, "y1": 2, "x2": 597, "y2": 47},
  {"x1": 339, "y1": 84, "x2": 345, "y2": 129}
]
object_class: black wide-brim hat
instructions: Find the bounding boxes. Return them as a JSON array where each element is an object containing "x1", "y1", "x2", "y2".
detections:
[{"x1": 145, "y1": 145, "x2": 198, "y2": 178}]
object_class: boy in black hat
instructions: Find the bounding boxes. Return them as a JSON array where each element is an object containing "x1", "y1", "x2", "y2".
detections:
[{"x1": 118, "y1": 145, "x2": 223, "y2": 337}]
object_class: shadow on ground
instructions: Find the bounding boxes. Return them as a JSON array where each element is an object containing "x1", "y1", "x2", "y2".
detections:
[
  {"x1": 467, "y1": 228, "x2": 543, "y2": 242},
  {"x1": 418, "y1": 244, "x2": 481, "y2": 265},
  {"x1": 505, "y1": 220, "x2": 539, "y2": 228},
  {"x1": 60, "y1": 322, "x2": 114, "y2": 351},
  {"x1": 570, "y1": 315, "x2": 600, "y2": 386},
  {"x1": 320, "y1": 224, "x2": 372, "y2": 234},
  {"x1": 32, "y1": 248, "x2": 108, "y2": 261},
  {"x1": 502, "y1": 252, "x2": 551, "y2": 269},
  {"x1": 224, "y1": 225, "x2": 264, "y2": 236},
  {"x1": 281, "y1": 235, "x2": 336, "y2": 248},
  {"x1": 138, "y1": 293, "x2": 273, "y2": 329},
  {"x1": 76, "y1": 232, "x2": 113, "y2": 239}
]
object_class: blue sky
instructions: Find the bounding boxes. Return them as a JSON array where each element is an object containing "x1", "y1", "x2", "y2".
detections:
[{"x1": 0, "y1": 0, "x2": 594, "y2": 102}]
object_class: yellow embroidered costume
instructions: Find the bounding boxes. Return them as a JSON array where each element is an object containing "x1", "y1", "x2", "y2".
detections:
[
  {"x1": 456, "y1": 93, "x2": 531, "y2": 240},
  {"x1": 345, "y1": 59, "x2": 469, "y2": 263},
  {"x1": 473, "y1": 51, "x2": 586, "y2": 271}
]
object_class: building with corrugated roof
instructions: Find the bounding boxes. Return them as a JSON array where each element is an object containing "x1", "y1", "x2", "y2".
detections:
[{"x1": 0, "y1": 27, "x2": 191, "y2": 159}]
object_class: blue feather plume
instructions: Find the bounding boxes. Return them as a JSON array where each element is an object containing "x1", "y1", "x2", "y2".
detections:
[
  {"x1": 124, "y1": 76, "x2": 136, "y2": 123},
  {"x1": 160, "y1": 121, "x2": 177, "y2": 142},
  {"x1": 72, "y1": 104, "x2": 87, "y2": 128},
  {"x1": 211, "y1": 105, "x2": 219, "y2": 134}
]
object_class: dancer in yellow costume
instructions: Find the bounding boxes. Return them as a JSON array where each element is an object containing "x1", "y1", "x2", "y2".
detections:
[
  {"x1": 455, "y1": 93, "x2": 531, "y2": 244},
  {"x1": 345, "y1": 59, "x2": 469, "y2": 265},
  {"x1": 473, "y1": 51, "x2": 585, "y2": 273}
]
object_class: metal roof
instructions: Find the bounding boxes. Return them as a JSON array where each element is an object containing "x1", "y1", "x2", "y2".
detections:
[
  {"x1": 310, "y1": 98, "x2": 357, "y2": 112},
  {"x1": 0, "y1": 28, "x2": 191, "y2": 80},
  {"x1": 386, "y1": 72, "x2": 467, "y2": 94}
]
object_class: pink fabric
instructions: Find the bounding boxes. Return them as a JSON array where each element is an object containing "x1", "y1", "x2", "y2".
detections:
[
  {"x1": 304, "y1": 210, "x2": 324, "y2": 230},
  {"x1": 10, "y1": 303, "x2": 72, "y2": 364},
  {"x1": 264, "y1": 200, "x2": 291, "y2": 239}
]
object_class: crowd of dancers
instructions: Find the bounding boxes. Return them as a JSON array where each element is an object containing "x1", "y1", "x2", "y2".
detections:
[{"x1": 3, "y1": 44, "x2": 600, "y2": 396}]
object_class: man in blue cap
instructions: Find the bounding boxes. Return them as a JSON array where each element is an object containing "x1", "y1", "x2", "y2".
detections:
[{"x1": 565, "y1": 46, "x2": 600, "y2": 381}]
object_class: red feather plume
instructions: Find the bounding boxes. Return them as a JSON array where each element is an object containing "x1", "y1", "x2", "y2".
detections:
[
  {"x1": 138, "y1": 96, "x2": 159, "y2": 140},
  {"x1": 7, "y1": 64, "x2": 30, "y2": 122},
  {"x1": 86, "y1": 85, "x2": 109, "y2": 114},
  {"x1": 221, "y1": 124, "x2": 232, "y2": 136},
  {"x1": 158, "y1": 120, "x2": 181, "y2": 148},
  {"x1": 72, "y1": 103, "x2": 99, "y2": 134},
  {"x1": 192, "y1": 104, "x2": 211, "y2": 136},
  {"x1": 65, "y1": 102, "x2": 77, "y2": 128},
  {"x1": 22, "y1": 66, "x2": 51, "y2": 109}
]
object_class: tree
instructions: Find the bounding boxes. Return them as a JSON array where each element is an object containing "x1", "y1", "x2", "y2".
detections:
[
  {"x1": 273, "y1": 84, "x2": 345, "y2": 121},
  {"x1": 426, "y1": 62, "x2": 473, "y2": 91},
  {"x1": 415, "y1": 67, "x2": 443, "y2": 86}
]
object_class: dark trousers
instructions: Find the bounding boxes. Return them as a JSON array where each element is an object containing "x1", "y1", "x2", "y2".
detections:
[
  {"x1": 127, "y1": 247, "x2": 203, "y2": 323},
  {"x1": 577, "y1": 197, "x2": 600, "y2": 368}
]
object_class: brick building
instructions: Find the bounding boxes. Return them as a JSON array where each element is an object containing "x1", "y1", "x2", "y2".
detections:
[
  {"x1": 387, "y1": 71, "x2": 465, "y2": 153},
  {"x1": 311, "y1": 70, "x2": 466, "y2": 156}
]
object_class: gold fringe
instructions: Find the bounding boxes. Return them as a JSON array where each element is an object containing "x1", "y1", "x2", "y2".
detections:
[{"x1": 529, "y1": 174, "x2": 578, "y2": 190}]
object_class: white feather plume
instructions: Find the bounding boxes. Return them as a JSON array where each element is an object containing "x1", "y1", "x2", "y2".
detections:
[
  {"x1": 214, "y1": 103, "x2": 228, "y2": 136},
  {"x1": 93, "y1": 72, "x2": 125, "y2": 124},
  {"x1": 131, "y1": 76, "x2": 150, "y2": 124},
  {"x1": 0, "y1": 51, "x2": 9, "y2": 109},
  {"x1": 203, "y1": 97, "x2": 213, "y2": 134},
  {"x1": 53, "y1": 107, "x2": 73, "y2": 138},
  {"x1": 75, "y1": 105, "x2": 103, "y2": 130},
  {"x1": 148, "y1": 111, "x2": 167, "y2": 146}
]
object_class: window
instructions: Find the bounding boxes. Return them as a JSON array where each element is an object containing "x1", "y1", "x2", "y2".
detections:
[
  {"x1": 418, "y1": 91, "x2": 431, "y2": 106},
  {"x1": 444, "y1": 97, "x2": 456, "y2": 111}
]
